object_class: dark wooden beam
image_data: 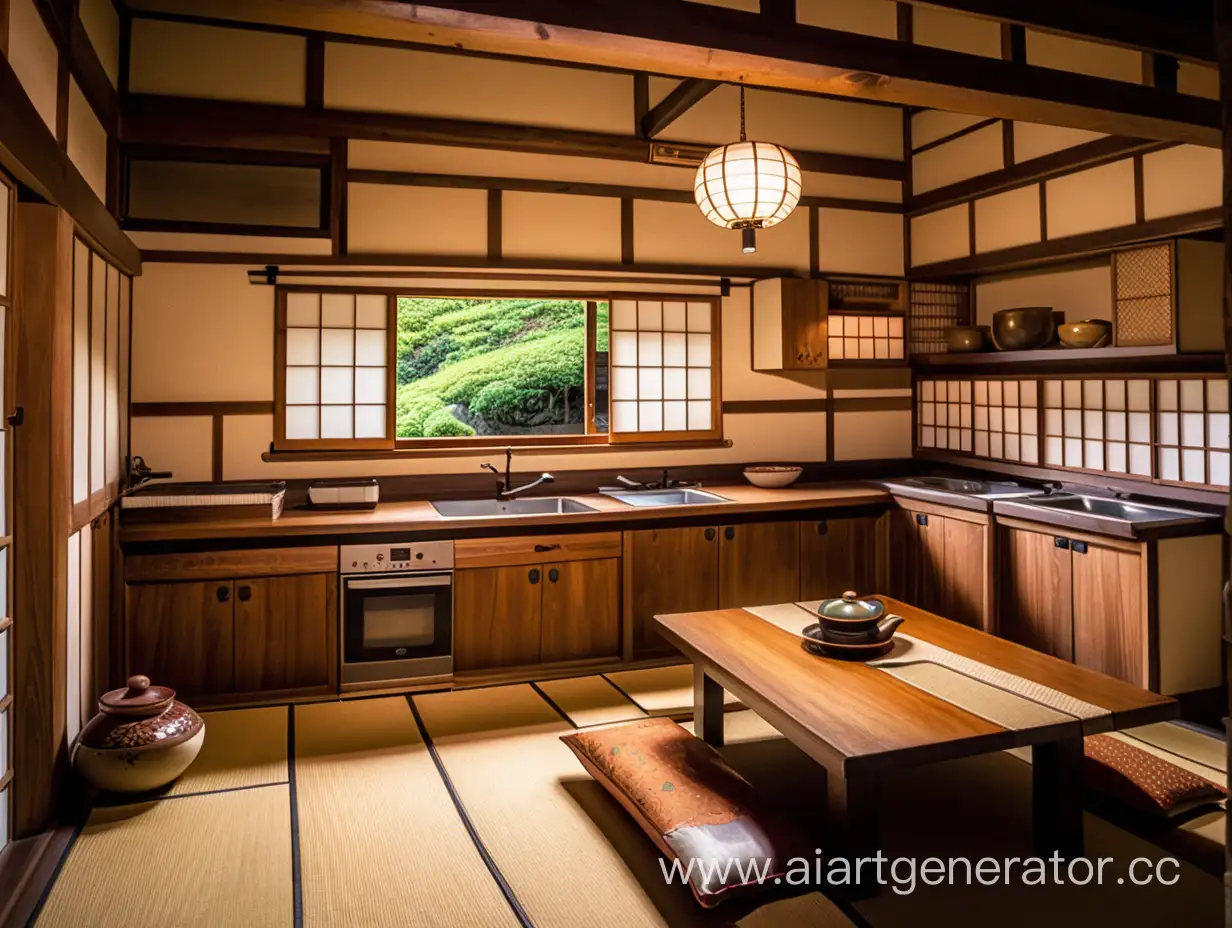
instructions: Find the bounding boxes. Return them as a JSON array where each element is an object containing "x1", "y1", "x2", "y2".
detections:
[
  {"x1": 909, "y1": 206, "x2": 1221, "y2": 278},
  {"x1": 913, "y1": 0, "x2": 1214, "y2": 63},
  {"x1": 639, "y1": 78, "x2": 721, "y2": 138},
  {"x1": 908, "y1": 135, "x2": 1172, "y2": 214},
  {"x1": 119, "y1": 93, "x2": 905, "y2": 180},
  {"x1": 33, "y1": 0, "x2": 119, "y2": 131},
  {"x1": 0, "y1": 50, "x2": 138, "y2": 273}
]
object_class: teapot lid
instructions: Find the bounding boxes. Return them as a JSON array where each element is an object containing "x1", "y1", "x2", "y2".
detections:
[
  {"x1": 99, "y1": 675, "x2": 176, "y2": 716},
  {"x1": 817, "y1": 591, "x2": 884, "y2": 621}
]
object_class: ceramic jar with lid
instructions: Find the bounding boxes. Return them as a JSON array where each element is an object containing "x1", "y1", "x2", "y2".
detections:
[{"x1": 72, "y1": 675, "x2": 205, "y2": 793}]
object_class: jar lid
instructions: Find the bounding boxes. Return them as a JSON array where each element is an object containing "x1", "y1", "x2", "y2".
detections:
[
  {"x1": 817, "y1": 591, "x2": 884, "y2": 621},
  {"x1": 99, "y1": 675, "x2": 176, "y2": 716}
]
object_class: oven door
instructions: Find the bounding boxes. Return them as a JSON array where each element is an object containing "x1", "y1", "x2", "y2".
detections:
[{"x1": 342, "y1": 572, "x2": 452, "y2": 665}]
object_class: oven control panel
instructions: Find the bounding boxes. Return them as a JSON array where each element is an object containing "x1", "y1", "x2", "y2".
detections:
[{"x1": 341, "y1": 541, "x2": 454, "y2": 573}]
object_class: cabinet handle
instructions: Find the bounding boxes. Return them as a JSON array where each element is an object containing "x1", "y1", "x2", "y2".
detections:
[
  {"x1": 534, "y1": 543, "x2": 561, "y2": 553},
  {"x1": 916, "y1": 514, "x2": 928, "y2": 527},
  {"x1": 704, "y1": 528, "x2": 716, "y2": 541},
  {"x1": 1071, "y1": 541, "x2": 1088, "y2": 554},
  {"x1": 237, "y1": 585, "x2": 252, "y2": 602},
  {"x1": 216, "y1": 585, "x2": 230, "y2": 603},
  {"x1": 724, "y1": 526, "x2": 735, "y2": 541},
  {"x1": 529, "y1": 568, "x2": 540, "y2": 585},
  {"x1": 1054, "y1": 537, "x2": 1070, "y2": 550},
  {"x1": 816, "y1": 520, "x2": 828, "y2": 536},
  {"x1": 548, "y1": 568, "x2": 559, "y2": 583}
]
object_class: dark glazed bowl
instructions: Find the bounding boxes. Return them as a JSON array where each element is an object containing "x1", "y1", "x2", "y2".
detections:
[
  {"x1": 1058, "y1": 319, "x2": 1112, "y2": 349},
  {"x1": 991, "y1": 307, "x2": 1056, "y2": 352},
  {"x1": 945, "y1": 326, "x2": 986, "y2": 353}
]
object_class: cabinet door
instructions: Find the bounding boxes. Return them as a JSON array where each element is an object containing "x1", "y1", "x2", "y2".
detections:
[
  {"x1": 454, "y1": 565, "x2": 543, "y2": 671},
  {"x1": 941, "y1": 518, "x2": 988, "y2": 629},
  {"x1": 126, "y1": 581, "x2": 235, "y2": 698},
  {"x1": 234, "y1": 574, "x2": 334, "y2": 694},
  {"x1": 888, "y1": 510, "x2": 943, "y2": 612},
  {"x1": 719, "y1": 521, "x2": 800, "y2": 608},
  {"x1": 799, "y1": 516, "x2": 880, "y2": 601},
  {"x1": 1073, "y1": 543, "x2": 1146, "y2": 686},
  {"x1": 541, "y1": 558, "x2": 620, "y2": 663},
  {"x1": 999, "y1": 528, "x2": 1074, "y2": 660},
  {"x1": 625, "y1": 527, "x2": 719, "y2": 655}
]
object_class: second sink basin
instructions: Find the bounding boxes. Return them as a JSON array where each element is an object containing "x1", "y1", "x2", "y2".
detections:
[
  {"x1": 431, "y1": 497, "x2": 598, "y2": 518},
  {"x1": 996, "y1": 493, "x2": 1219, "y2": 538},
  {"x1": 601, "y1": 489, "x2": 730, "y2": 508},
  {"x1": 1017, "y1": 495, "x2": 1211, "y2": 523}
]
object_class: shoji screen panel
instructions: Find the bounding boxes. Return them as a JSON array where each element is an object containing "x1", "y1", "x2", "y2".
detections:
[
  {"x1": 279, "y1": 291, "x2": 395, "y2": 450},
  {"x1": 916, "y1": 380, "x2": 971, "y2": 452},
  {"x1": 609, "y1": 297, "x2": 721, "y2": 442},
  {"x1": 72, "y1": 241, "x2": 90, "y2": 506},
  {"x1": 1042, "y1": 378, "x2": 1152, "y2": 477},
  {"x1": 1156, "y1": 378, "x2": 1230, "y2": 488},
  {"x1": 89, "y1": 253, "x2": 106, "y2": 497},
  {"x1": 0, "y1": 175, "x2": 11, "y2": 847},
  {"x1": 973, "y1": 379, "x2": 1040, "y2": 464},
  {"x1": 827, "y1": 314, "x2": 905, "y2": 361}
]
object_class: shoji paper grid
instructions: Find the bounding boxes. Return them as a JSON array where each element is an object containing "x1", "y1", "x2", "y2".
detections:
[
  {"x1": 1156, "y1": 378, "x2": 1230, "y2": 488},
  {"x1": 917, "y1": 380, "x2": 972, "y2": 452},
  {"x1": 1042, "y1": 379, "x2": 1152, "y2": 477},
  {"x1": 284, "y1": 292, "x2": 389, "y2": 440},
  {"x1": 973, "y1": 380, "x2": 1040, "y2": 464},
  {"x1": 827, "y1": 314, "x2": 905, "y2": 361},
  {"x1": 610, "y1": 299, "x2": 713, "y2": 434}
]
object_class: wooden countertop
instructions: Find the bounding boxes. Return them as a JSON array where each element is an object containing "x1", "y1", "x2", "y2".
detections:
[{"x1": 119, "y1": 483, "x2": 891, "y2": 545}]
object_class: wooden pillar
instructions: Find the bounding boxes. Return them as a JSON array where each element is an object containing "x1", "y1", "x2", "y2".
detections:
[{"x1": 11, "y1": 202, "x2": 73, "y2": 838}]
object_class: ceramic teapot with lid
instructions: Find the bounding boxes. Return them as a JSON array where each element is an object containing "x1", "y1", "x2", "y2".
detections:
[
  {"x1": 813, "y1": 591, "x2": 904, "y2": 644},
  {"x1": 72, "y1": 674, "x2": 205, "y2": 793}
]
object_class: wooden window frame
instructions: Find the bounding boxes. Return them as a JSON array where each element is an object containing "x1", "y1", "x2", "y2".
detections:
[{"x1": 272, "y1": 287, "x2": 724, "y2": 454}]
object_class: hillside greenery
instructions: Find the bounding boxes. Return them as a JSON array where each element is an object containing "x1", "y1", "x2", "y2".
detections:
[{"x1": 395, "y1": 298, "x2": 608, "y2": 438}]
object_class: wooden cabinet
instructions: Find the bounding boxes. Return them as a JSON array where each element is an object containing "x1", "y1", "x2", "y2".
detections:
[
  {"x1": 798, "y1": 516, "x2": 883, "y2": 601},
  {"x1": 999, "y1": 521, "x2": 1147, "y2": 688},
  {"x1": 126, "y1": 572, "x2": 336, "y2": 703},
  {"x1": 751, "y1": 278, "x2": 828, "y2": 370},
  {"x1": 887, "y1": 501, "x2": 991, "y2": 630},
  {"x1": 454, "y1": 565, "x2": 544, "y2": 671},
  {"x1": 624, "y1": 526, "x2": 720, "y2": 656},
  {"x1": 999, "y1": 527, "x2": 1074, "y2": 660},
  {"x1": 453, "y1": 532, "x2": 623, "y2": 673},
  {"x1": 233, "y1": 575, "x2": 335, "y2": 693},
  {"x1": 127, "y1": 581, "x2": 235, "y2": 700},
  {"x1": 718, "y1": 521, "x2": 801, "y2": 609}
]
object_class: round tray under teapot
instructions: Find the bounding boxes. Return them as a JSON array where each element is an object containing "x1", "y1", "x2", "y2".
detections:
[{"x1": 801, "y1": 623, "x2": 894, "y2": 661}]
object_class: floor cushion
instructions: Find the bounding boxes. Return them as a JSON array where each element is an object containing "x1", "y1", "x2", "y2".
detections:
[{"x1": 1084, "y1": 733, "x2": 1225, "y2": 819}]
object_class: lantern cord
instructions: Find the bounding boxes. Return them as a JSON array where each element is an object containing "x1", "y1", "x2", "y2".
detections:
[{"x1": 739, "y1": 84, "x2": 747, "y2": 142}]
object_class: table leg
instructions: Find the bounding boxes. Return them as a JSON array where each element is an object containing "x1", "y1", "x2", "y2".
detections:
[
  {"x1": 826, "y1": 769, "x2": 881, "y2": 899},
  {"x1": 1032, "y1": 736, "x2": 1084, "y2": 857},
  {"x1": 693, "y1": 666, "x2": 724, "y2": 747}
]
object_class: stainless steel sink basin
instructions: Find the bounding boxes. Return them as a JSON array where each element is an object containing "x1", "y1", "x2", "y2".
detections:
[
  {"x1": 600, "y1": 489, "x2": 730, "y2": 507},
  {"x1": 902, "y1": 476, "x2": 1019, "y2": 495},
  {"x1": 1015, "y1": 495, "x2": 1212, "y2": 524},
  {"x1": 431, "y1": 497, "x2": 598, "y2": 518}
]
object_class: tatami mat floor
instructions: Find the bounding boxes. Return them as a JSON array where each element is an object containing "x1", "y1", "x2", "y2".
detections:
[{"x1": 34, "y1": 677, "x2": 1224, "y2": 927}]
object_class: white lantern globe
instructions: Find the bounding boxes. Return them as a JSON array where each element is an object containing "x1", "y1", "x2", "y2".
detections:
[{"x1": 694, "y1": 140, "x2": 802, "y2": 232}]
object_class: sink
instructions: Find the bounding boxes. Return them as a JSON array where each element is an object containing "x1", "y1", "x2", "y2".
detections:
[
  {"x1": 902, "y1": 476, "x2": 1020, "y2": 495},
  {"x1": 1014, "y1": 495, "x2": 1213, "y2": 524},
  {"x1": 431, "y1": 497, "x2": 599, "y2": 518},
  {"x1": 600, "y1": 489, "x2": 730, "y2": 508}
]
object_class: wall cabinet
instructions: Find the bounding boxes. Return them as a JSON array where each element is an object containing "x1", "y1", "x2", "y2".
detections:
[
  {"x1": 718, "y1": 521, "x2": 801, "y2": 609},
  {"x1": 126, "y1": 572, "x2": 336, "y2": 703},
  {"x1": 798, "y1": 516, "x2": 883, "y2": 601},
  {"x1": 624, "y1": 526, "x2": 720, "y2": 657},
  {"x1": 453, "y1": 532, "x2": 622, "y2": 672},
  {"x1": 887, "y1": 501, "x2": 991, "y2": 630},
  {"x1": 751, "y1": 278, "x2": 829, "y2": 370}
]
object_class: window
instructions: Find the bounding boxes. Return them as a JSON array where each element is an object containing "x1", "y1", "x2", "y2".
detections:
[{"x1": 273, "y1": 289, "x2": 722, "y2": 452}]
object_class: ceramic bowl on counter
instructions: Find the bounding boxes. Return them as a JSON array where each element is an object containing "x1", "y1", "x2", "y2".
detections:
[
  {"x1": 1058, "y1": 319, "x2": 1112, "y2": 349},
  {"x1": 991, "y1": 306, "x2": 1056, "y2": 352},
  {"x1": 945, "y1": 326, "x2": 987, "y2": 353},
  {"x1": 73, "y1": 675, "x2": 205, "y2": 793},
  {"x1": 744, "y1": 465, "x2": 803, "y2": 488}
]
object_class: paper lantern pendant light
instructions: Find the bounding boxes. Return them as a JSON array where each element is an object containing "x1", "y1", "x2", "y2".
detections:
[{"x1": 694, "y1": 84, "x2": 802, "y2": 254}]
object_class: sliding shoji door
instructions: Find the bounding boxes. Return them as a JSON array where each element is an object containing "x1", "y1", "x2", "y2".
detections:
[{"x1": 0, "y1": 174, "x2": 14, "y2": 851}]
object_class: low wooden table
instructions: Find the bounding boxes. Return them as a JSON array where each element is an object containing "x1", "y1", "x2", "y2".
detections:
[{"x1": 655, "y1": 597, "x2": 1177, "y2": 865}]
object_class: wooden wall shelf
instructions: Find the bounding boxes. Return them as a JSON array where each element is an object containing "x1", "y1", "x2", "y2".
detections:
[{"x1": 912, "y1": 347, "x2": 1225, "y2": 376}]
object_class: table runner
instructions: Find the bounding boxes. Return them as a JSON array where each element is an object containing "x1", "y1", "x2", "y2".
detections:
[{"x1": 744, "y1": 602, "x2": 1110, "y2": 731}]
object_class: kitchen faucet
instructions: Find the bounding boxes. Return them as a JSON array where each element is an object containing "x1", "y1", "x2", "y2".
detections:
[
  {"x1": 614, "y1": 470, "x2": 698, "y2": 491},
  {"x1": 481, "y1": 447, "x2": 555, "y2": 499}
]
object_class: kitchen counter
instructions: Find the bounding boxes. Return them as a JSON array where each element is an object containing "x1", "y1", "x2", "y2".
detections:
[{"x1": 119, "y1": 483, "x2": 891, "y2": 546}]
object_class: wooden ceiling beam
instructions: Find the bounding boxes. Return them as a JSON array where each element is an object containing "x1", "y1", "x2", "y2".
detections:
[
  {"x1": 639, "y1": 78, "x2": 721, "y2": 139},
  {"x1": 33, "y1": 0, "x2": 119, "y2": 131},
  {"x1": 123, "y1": 0, "x2": 1220, "y2": 145},
  {"x1": 119, "y1": 93, "x2": 906, "y2": 180}
]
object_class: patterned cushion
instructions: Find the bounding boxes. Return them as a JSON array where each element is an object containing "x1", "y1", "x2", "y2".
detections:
[
  {"x1": 560, "y1": 717, "x2": 808, "y2": 908},
  {"x1": 1084, "y1": 734, "x2": 1226, "y2": 819}
]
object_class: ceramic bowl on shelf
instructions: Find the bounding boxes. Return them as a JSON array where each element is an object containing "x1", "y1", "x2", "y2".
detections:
[
  {"x1": 744, "y1": 465, "x2": 803, "y2": 488},
  {"x1": 945, "y1": 326, "x2": 987, "y2": 353},
  {"x1": 1058, "y1": 319, "x2": 1112, "y2": 349},
  {"x1": 991, "y1": 306, "x2": 1056, "y2": 351}
]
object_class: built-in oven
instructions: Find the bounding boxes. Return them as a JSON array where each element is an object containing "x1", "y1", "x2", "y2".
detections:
[{"x1": 339, "y1": 541, "x2": 454, "y2": 690}]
